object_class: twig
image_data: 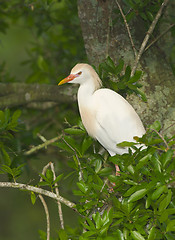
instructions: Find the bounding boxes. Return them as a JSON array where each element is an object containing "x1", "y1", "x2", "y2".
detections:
[
  {"x1": 161, "y1": 121, "x2": 175, "y2": 135},
  {"x1": 0, "y1": 181, "x2": 76, "y2": 208},
  {"x1": 50, "y1": 162, "x2": 64, "y2": 229},
  {"x1": 144, "y1": 23, "x2": 175, "y2": 52},
  {"x1": 115, "y1": 0, "x2": 137, "y2": 57},
  {"x1": 39, "y1": 195, "x2": 50, "y2": 240},
  {"x1": 131, "y1": 0, "x2": 169, "y2": 76},
  {"x1": 39, "y1": 163, "x2": 51, "y2": 240},
  {"x1": 25, "y1": 134, "x2": 62, "y2": 155},
  {"x1": 152, "y1": 129, "x2": 169, "y2": 150},
  {"x1": 62, "y1": 137, "x2": 83, "y2": 181},
  {"x1": 37, "y1": 133, "x2": 47, "y2": 143}
]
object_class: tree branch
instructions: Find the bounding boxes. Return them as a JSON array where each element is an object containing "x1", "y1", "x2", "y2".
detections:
[
  {"x1": 144, "y1": 23, "x2": 175, "y2": 52},
  {"x1": 25, "y1": 134, "x2": 63, "y2": 155},
  {"x1": 131, "y1": 0, "x2": 169, "y2": 76},
  {"x1": 50, "y1": 162, "x2": 64, "y2": 229},
  {"x1": 0, "y1": 83, "x2": 73, "y2": 108},
  {"x1": 39, "y1": 194, "x2": 50, "y2": 240},
  {"x1": 0, "y1": 181, "x2": 76, "y2": 209}
]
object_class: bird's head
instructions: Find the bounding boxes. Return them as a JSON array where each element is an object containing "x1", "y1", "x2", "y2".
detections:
[{"x1": 58, "y1": 63, "x2": 102, "y2": 89}]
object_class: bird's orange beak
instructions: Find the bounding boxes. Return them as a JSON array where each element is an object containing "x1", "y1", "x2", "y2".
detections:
[{"x1": 58, "y1": 74, "x2": 76, "y2": 85}]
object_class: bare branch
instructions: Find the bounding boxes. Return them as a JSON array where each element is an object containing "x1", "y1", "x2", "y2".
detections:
[
  {"x1": 0, "y1": 83, "x2": 73, "y2": 108},
  {"x1": 152, "y1": 129, "x2": 169, "y2": 150},
  {"x1": 144, "y1": 23, "x2": 175, "y2": 52},
  {"x1": 39, "y1": 163, "x2": 51, "y2": 239},
  {"x1": 0, "y1": 181, "x2": 76, "y2": 208},
  {"x1": 50, "y1": 162, "x2": 64, "y2": 229},
  {"x1": 25, "y1": 134, "x2": 63, "y2": 155},
  {"x1": 131, "y1": 0, "x2": 169, "y2": 76},
  {"x1": 39, "y1": 195, "x2": 50, "y2": 240},
  {"x1": 115, "y1": 0, "x2": 137, "y2": 57}
]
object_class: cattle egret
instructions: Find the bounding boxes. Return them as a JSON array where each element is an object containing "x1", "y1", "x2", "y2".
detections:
[{"x1": 58, "y1": 63, "x2": 145, "y2": 156}]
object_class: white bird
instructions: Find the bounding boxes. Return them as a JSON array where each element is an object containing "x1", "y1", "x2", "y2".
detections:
[{"x1": 58, "y1": 63, "x2": 145, "y2": 157}]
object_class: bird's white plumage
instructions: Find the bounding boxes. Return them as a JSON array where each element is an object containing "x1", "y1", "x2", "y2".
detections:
[{"x1": 60, "y1": 63, "x2": 145, "y2": 156}]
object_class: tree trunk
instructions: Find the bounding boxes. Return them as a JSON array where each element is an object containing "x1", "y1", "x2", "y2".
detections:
[{"x1": 78, "y1": 0, "x2": 175, "y2": 136}]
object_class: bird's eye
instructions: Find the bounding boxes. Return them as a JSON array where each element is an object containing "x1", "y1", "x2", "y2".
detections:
[{"x1": 77, "y1": 71, "x2": 82, "y2": 75}]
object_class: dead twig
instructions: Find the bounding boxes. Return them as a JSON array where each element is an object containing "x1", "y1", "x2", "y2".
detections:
[
  {"x1": 152, "y1": 129, "x2": 169, "y2": 150},
  {"x1": 25, "y1": 134, "x2": 62, "y2": 155},
  {"x1": 144, "y1": 23, "x2": 175, "y2": 52},
  {"x1": 115, "y1": 0, "x2": 137, "y2": 57},
  {"x1": 131, "y1": 0, "x2": 169, "y2": 76},
  {"x1": 39, "y1": 195, "x2": 50, "y2": 240},
  {"x1": 39, "y1": 163, "x2": 52, "y2": 240},
  {"x1": 50, "y1": 162, "x2": 64, "y2": 229}
]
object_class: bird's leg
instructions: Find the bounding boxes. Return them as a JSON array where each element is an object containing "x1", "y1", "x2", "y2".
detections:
[
  {"x1": 109, "y1": 164, "x2": 120, "y2": 192},
  {"x1": 115, "y1": 164, "x2": 120, "y2": 176}
]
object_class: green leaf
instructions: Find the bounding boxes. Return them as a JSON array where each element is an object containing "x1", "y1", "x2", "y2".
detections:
[
  {"x1": 81, "y1": 137, "x2": 93, "y2": 155},
  {"x1": 1, "y1": 165, "x2": 13, "y2": 175},
  {"x1": 162, "y1": 149, "x2": 174, "y2": 168},
  {"x1": 52, "y1": 173, "x2": 64, "y2": 184},
  {"x1": 148, "y1": 226, "x2": 156, "y2": 240},
  {"x1": 124, "y1": 66, "x2": 131, "y2": 81},
  {"x1": 117, "y1": 141, "x2": 136, "y2": 148},
  {"x1": 131, "y1": 230, "x2": 146, "y2": 240},
  {"x1": 136, "y1": 153, "x2": 151, "y2": 171},
  {"x1": 39, "y1": 173, "x2": 48, "y2": 182},
  {"x1": 64, "y1": 127, "x2": 84, "y2": 135},
  {"x1": 37, "y1": 55, "x2": 48, "y2": 72},
  {"x1": 46, "y1": 169, "x2": 53, "y2": 183},
  {"x1": 124, "y1": 186, "x2": 137, "y2": 197},
  {"x1": 128, "y1": 188, "x2": 147, "y2": 203},
  {"x1": 31, "y1": 191, "x2": 36, "y2": 205},
  {"x1": 159, "y1": 208, "x2": 175, "y2": 223},
  {"x1": 93, "y1": 211, "x2": 102, "y2": 229},
  {"x1": 82, "y1": 230, "x2": 96, "y2": 238},
  {"x1": 146, "y1": 11, "x2": 154, "y2": 22},
  {"x1": 115, "y1": 229, "x2": 124, "y2": 240},
  {"x1": 136, "y1": 89, "x2": 147, "y2": 102},
  {"x1": 85, "y1": 217, "x2": 96, "y2": 230},
  {"x1": 0, "y1": 110, "x2": 6, "y2": 130},
  {"x1": 58, "y1": 229, "x2": 68, "y2": 240},
  {"x1": 123, "y1": 179, "x2": 138, "y2": 185},
  {"x1": 166, "y1": 220, "x2": 175, "y2": 232},
  {"x1": 8, "y1": 109, "x2": 21, "y2": 130},
  {"x1": 94, "y1": 159, "x2": 102, "y2": 173},
  {"x1": 106, "y1": 56, "x2": 115, "y2": 69},
  {"x1": 98, "y1": 167, "x2": 113, "y2": 176},
  {"x1": 115, "y1": 58, "x2": 124, "y2": 74},
  {"x1": 159, "y1": 190, "x2": 172, "y2": 213},
  {"x1": 149, "y1": 121, "x2": 161, "y2": 131},
  {"x1": 1, "y1": 148, "x2": 11, "y2": 166},
  {"x1": 38, "y1": 181, "x2": 50, "y2": 187},
  {"x1": 151, "y1": 185, "x2": 167, "y2": 201},
  {"x1": 129, "y1": 71, "x2": 142, "y2": 83},
  {"x1": 63, "y1": 135, "x2": 81, "y2": 155},
  {"x1": 151, "y1": 156, "x2": 161, "y2": 173},
  {"x1": 127, "y1": 164, "x2": 135, "y2": 175},
  {"x1": 77, "y1": 181, "x2": 88, "y2": 193}
]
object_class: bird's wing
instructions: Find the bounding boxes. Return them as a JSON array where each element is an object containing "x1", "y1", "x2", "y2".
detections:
[{"x1": 92, "y1": 89, "x2": 145, "y2": 154}]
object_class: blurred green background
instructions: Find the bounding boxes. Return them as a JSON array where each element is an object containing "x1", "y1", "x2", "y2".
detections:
[{"x1": 0, "y1": 0, "x2": 86, "y2": 239}]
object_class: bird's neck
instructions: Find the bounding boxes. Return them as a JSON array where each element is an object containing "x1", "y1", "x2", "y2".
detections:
[
  {"x1": 77, "y1": 76, "x2": 102, "y2": 106},
  {"x1": 77, "y1": 80, "x2": 97, "y2": 106}
]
